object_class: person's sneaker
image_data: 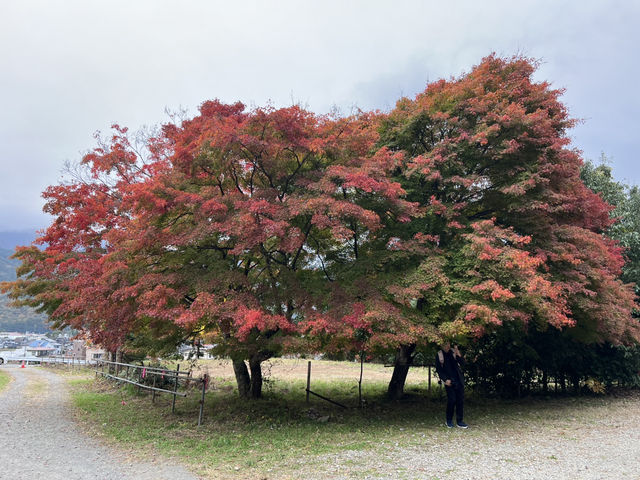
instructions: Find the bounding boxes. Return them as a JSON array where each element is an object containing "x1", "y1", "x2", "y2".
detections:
[
  {"x1": 456, "y1": 421, "x2": 469, "y2": 429},
  {"x1": 445, "y1": 421, "x2": 455, "y2": 428}
]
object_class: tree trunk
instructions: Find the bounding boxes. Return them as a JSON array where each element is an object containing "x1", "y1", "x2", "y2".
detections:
[
  {"x1": 232, "y1": 353, "x2": 268, "y2": 399},
  {"x1": 249, "y1": 355, "x2": 263, "y2": 399},
  {"x1": 387, "y1": 344, "x2": 416, "y2": 400},
  {"x1": 232, "y1": 358, "x2": 251, "y2": 398},
  {"x1": 572, "y1": 374, "x2": 580, "y2": 395}
]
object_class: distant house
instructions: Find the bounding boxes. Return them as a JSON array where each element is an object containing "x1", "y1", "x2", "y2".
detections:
[
  {"x1": 26, "y1": 339, "x2": 57, "y2": 357},
  {"x1": 69, "y1": 340, "x2": 87, "y2": 359},
  {"x1": 63, "y1": 339, "x2": 105, "y2": 363},
  {"x1": 85, "y1": 346, "x2": 106, "y2": 363},
  {"x1": 0, "y1": 332, "x2": 27, "y2": 343},
  {"x1": 179, "y1": 343, "x2": 216, "y2": 360}
]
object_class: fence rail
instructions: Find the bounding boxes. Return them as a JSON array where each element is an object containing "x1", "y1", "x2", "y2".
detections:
[
  {"x1": 95, "y1": 359, "x2": 210, "y2": 425},
  {"x1": 1, "y1": 355, "x2": 92, "y2": 366},
  {"x1": 44, "y1": 355, "x2": 92, "y2": 366}
]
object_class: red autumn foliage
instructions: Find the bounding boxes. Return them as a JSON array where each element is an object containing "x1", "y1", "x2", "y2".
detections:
[{"x1": 378, "y1": 54, "x2": 638, "y2": 350}]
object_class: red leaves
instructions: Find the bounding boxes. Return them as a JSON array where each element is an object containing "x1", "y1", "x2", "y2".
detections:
[
  {"x1": 92, "y1": 102, "x2": 420, "y2": 357},
  {"x1": 301, "y1": 299, "x2": 420, "y2": 354},
  {"x1": 342, "y1": 303, "x2": 370, "y2": 332},
  {"x1": 234, "y1": 308, "x2": 295, "y2": 341},
  {"x1": 200, "y1": 198, "x2": 228, "y2": 218}
]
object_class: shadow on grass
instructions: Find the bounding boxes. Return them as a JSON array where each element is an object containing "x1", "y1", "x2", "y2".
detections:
[{"x1": 69, "y1": 375, "x2": 638, "y2": 478}]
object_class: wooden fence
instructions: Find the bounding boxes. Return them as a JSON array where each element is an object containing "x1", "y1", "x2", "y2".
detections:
[{"x1": 95, "y1": 359, "x2": 210, "y2": 426}]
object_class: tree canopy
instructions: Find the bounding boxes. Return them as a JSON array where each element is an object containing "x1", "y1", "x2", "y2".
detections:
[{"x1": 2, "y1": 55, "x2": 638, "y2": 399}]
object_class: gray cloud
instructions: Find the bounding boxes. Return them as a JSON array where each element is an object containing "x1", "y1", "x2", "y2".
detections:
[{"x1": 1, "y1": 0, "x2": 638, "y2": 233}]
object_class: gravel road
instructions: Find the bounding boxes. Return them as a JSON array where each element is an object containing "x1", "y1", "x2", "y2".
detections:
[
  {"x1": 0, "y1": 365, "x2": 200, "y2": 480},
  {"x1": 287, "y1": 393, "x2": 640, "y2": 480}
]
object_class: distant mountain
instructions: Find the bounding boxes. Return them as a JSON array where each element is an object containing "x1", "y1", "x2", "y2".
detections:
[
  {"x1": 0, "y1": 247, "x2": 50, "y2": 334},
  {"x1": 0, "y1": 248, "x2": 17, "y2": 281},
  {"x1": 0, "y1": 230, "x2": 38, "y2": 251}
]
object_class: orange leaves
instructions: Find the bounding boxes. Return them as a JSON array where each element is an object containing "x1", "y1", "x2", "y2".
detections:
[
  {"x1": 504, "y1": 249, "x2": 541, "y2": 270},
  {"x1": 525, "y1": 276, "x2": 560, "y2": 300},
  {"x1": 470, "y1": 280, "x2": 515, "y2": 302}
]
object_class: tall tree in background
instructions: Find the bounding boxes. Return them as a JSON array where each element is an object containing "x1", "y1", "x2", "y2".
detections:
[{"x1": 581, "y1": 158, "x2": 640, "y2": 292}]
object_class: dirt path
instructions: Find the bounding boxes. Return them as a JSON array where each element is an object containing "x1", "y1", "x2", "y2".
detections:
[
  {"x1": 0, "y1": 365, "x2": 200, "y2": 480},
  {"x1": 286, "y1": 393, "x2": 640, "y2": 480}
]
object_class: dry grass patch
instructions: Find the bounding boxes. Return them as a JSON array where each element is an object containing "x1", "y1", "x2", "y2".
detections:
[
  {"x1": 192, "y1": 357, "x2": 435, "y2": 386},
  {"x1": 0, "y1": 369, "x2": 11, "y2": 393}
]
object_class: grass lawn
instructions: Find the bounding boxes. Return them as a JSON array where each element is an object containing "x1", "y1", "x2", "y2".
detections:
[
  {"x1": 67, "y1": 359, "x2": 630, "y2": 480},
  {"x1": 0, "y1": 369, "x2": 10, "y2": 393}
]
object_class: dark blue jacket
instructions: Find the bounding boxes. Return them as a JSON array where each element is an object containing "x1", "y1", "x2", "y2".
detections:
[{"x1": 435, "y1": 349, "x2": 465, "y2": 386}]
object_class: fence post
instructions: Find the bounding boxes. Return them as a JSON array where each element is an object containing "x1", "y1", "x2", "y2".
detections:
[
  {"x1": 198, "y1": 374, "x2": 208, "y2": 426},
  {"x1": 172, "y1": 364, "x2": 180, "y2": 414},
  {"x1": 306, "y1": 361, "x2": 311, "y2": 404},
  {"x1": 152, "y1": 372, "x2": 157, "y2": 403},
  {"x1": 428, "y1": 366, "x2": 432, "y2": 394},
  {"x1": 358, "y1": 353, "x2": 364, "y2": 408}
]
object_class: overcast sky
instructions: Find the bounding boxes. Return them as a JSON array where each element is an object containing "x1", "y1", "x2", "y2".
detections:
[{"x1": 1, "y1": 0, "x2": 638, "y2": 234}]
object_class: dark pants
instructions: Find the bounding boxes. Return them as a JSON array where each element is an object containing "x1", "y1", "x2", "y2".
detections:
[{"x1": 445, "y1": 382, "x2": 464, "y2": 423}]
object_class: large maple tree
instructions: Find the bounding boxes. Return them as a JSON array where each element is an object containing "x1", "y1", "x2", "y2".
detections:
[
  {"x1": 104, "y1": 101, "x2": 414, "y2": 397},
  {"x1": 377, "y1": 55, "x2": 638, "y2": 398}
]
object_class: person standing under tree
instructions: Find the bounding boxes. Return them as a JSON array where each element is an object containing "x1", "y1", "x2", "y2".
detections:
[{"x1": 435, "y1": 342, "x2": 469, "y2": 428}]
